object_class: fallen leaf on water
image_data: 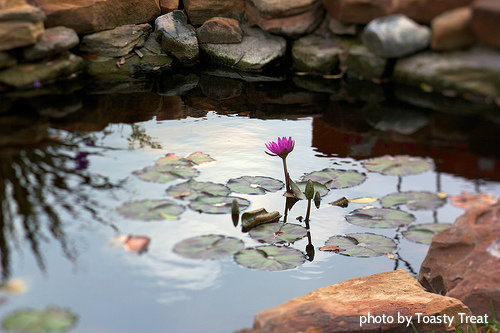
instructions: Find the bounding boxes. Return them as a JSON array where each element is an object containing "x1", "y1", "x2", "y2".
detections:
[
  {"x1": 112, "y1": 235, "x2": 150, "y2": 254},
  {"x1": 437, "y1": 192, "x2": 448, "y2": 199},
  {"x1": 449, "y1": 192, "x2": 499, "y2": 210},
  {"x1": 329, "y1": 197, "x2": 349, "y2": 207},
  {"x1": 362, "y1": 205, "x2": 375, "y2": 209},
  {"x1": 386, "y1": 253, "x2": 395, "y2": 259},
  {"x1": 0, "y1": 278, "x2": 27, "y2": 295},
  {"x1": 349, "y1": 196, "x2": 378, "y2": 204},
  {"x1": 319, "y1": 246, "x2": 343, "y2": 252}
]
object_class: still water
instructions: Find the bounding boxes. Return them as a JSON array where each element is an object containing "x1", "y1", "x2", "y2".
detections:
[{"x1": 0, "y1": 74, "x2": 499, "y2": 332}]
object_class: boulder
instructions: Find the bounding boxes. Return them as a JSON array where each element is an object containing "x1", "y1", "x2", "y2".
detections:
[
  {"x1": 0, "y1": 0, "x2": 45, "y2": 51},
  {"x1": 0, "y1": 51, "x2": 17, "y2": 69},
  {"x1": 23, "y1": 26, "x2": 79, "y2": 61},
  {"x1": 327, "y1": 16, "x2": 357, "y2": 35},
  {"x1": 342, "y1": 44, "x2": 387, "y2": 80},
  {"x1": 242, "y1": 269, "x2": 473, "y2": 333},
  {"x1": 470, "y1": 0, "x2": 500, "y2": 48},
  {"x1": 419, "y1": 202, "x2": 500, "y2": 319},
  {"x1": 292, "y1": 34, "x2": 344, "y2": 73},
  {"x1": 246, "y1": 0, "x2": 323, "y2": 37},
  {"x1": 80, "y1": 24, "x2": 152, "y2": 57},
  {"x1": 393, "y1": 46, "x2": 500, "y2": 99},
  {"x1": 396, "y1": 0, "x2": 474, "y2": 24},
  {"x1": 322, "y1": 0, "x2": 394, "y2": 24},
  {"x1": 200, "y1": 26, "x2": 286, "y2": 71},
  {"x1": 160, "y1": 0, "x2": 178, "y2": 14},
  {"x1": 431, "y1": 7, "x2": 475, "y2": 51},
  {"x1": 183, "y1": 0, "x2": 244, "y2": 25},
  {"x1": 35, "y1": 0, "x2": 160, "y2": 34},
  {"x1": 155, "y1": 10, "x2": 199, "y2": 64},
  {"x1": 361, "y1": 14, "x2": 431, "y2": 58},
  {"x1": 196, "y1": 17, "x2": 242, "y2": 44}
]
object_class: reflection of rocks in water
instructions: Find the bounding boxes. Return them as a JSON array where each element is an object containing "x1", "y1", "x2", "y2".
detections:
[
  {"x1": 292, "y1": 75, "x2": 341, "y2": 94},
  {"x1": 155, "y1": 72, "x2": 199, "y2": 96},
  {"x1": 0, "y1": 115, "x2": 50, "y2": 147},
  {"x1": 364, "y1": 103, "x2": 429, "y2": 135},
  {"x1": 199, "y1": 75, "x2": 243, "y2": 100},
  {"x1": 156, "y1": 96, "x2": 186, "y2": 121},
  {"x1": 202, "y1": 67, "x2": 285, "y2": 82}
]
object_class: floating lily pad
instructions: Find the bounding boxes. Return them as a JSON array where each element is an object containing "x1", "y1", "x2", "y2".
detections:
[
  {"x1": 402, "y1": 224, "x2": 452, "y2": 244},
  {"x1": 185, "y1": 152, "x2": 215, "y2": 165},
  {"x1": 323, "y1": 233, "x2": 396, "y2": 257},
  {"x1": 156, "y1": 153, "x2": 192, "y2": 167},
  {"x1": 2, "y1": 306, "x2": 77, "y2": 333},
  {"x1": 234, "y1": 245, "x2": 305, "y2": 271},
  {"x1": 189, "y1": 195, "x2": 250, "y2": 214},
  {"x1": 173, "y1": 234, "x2": 244, "y2": 260},
  {"x1": 133, "y1": 164, "x2": 199, "y2": 183},
  {"x1": 249, "y1": 223, "x2": 307, "y2": 245},
  {"x1": 226, "y1": 176, "x2": 284, "y2": 195},
  {"x1": 166, "y1": 180, "x2": 230, "y2": 201},
  {"x1": 241, "y1": 208, "x2": 281, "y2": 231},
  {"x1": 381, "y1": 191, "x2": 446, "y2": 210},
  {"x1": 301, "y1": 168, "x2": 366, "y2": 189},
  {"x1": 362, "y1": 155, "x2": 432, "y2": 176},
  {"x1": 345, "y1": 208, "x2": 415, "y2": 228},
  {"x1": 296, "y1": 181, "x2": 329, "y2": 197},
  {"x1": 117, "y1": 199, "x2": 185, "y2": 220}
]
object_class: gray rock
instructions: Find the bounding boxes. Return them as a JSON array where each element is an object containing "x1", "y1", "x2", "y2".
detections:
[
  {"x1": 361, "y1": 14, "x2": 431, "y2": 58},
  {"x1": 80, "y1": 24, "x2": 152, "y2": 57},
  {"x1": 155, "y1": 10, "x2": 199, "y2": 64},
  {"x1": 200, "y1": 26, "x2": 286, "y2": 71},
  {"x1": 0, "y1": 51, "x2": 16, "y2": 69},
  {"x1": 196, "y1": 17, "x2": 242, "y2": 44},
  {"x1": 394, "y1": 46, "x2": 500, "y2": 99},
  {"x1": 292, "y1": 34, "x2": 344, "y2": 73},
  {"x1": 342, "y1": 44, "x2": 387, "y2": 80},
  {"x1": 23, "y1": 26, "x2": 79, "y2": 61}
]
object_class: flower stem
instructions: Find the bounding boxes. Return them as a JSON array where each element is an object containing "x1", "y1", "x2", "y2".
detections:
[
  {"x1": 282, "y1": 157, "x2": 292, "y2": 194},
  {"x1": 305, "y1": 198, "x2": 311, "y2": 222}
]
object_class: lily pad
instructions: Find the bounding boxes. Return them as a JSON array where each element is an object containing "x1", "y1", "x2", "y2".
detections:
[
  {"x1": 345, "y1": 208, "x2": 415, "y2": 228},
  {"x1": 234, "y1": 245, "x2": 305, "y2": 271},
  {"x1": 166, "y1": 180, "x2": 230, "y2": 201},
  {"x1": 249, "y1": 223, "x2": 307, "y2": 245},
  {"x1": 133, "y1": 164, "x2": 199, "y2": 183},
  {"x1": 241, "y1": 208, "x2": 281, "y2": 232},
  {"x1": 186, "y1": 152, "x2": 215, "y2": 165},
  {"x1": 117, "y1": 199, "x2": 185, "y2": 220},
  {"x1": 301, "y1": 168, "x2": 366, "y2": 189},
  {"x1": 402, "y1": 224, "x2": 452, "y2": 244},
  {"x1": 227, "y1": 176, "x2": 284, "y2": 195},
  {"x1": 189, "y1": 195, "x2": 250, "y2": 214},
  {"x1": 362, "y1": 155, "x2": 432, "y2": 176},
  {"x1": 173, "y1": 234, "x2": 244, "y2": 260},
  {"x1": 323, "y1": 233, "x2": 396, "y2": 257},
  {"x1": 381, "y1": 191, "x2": 446, "y2": 210},
  {"x1": 2, "y1": 306, "x2": 77, "y2": 333},
  {"x1": 156, "y1": 153, "x2": 192, "y2": 167},
  {"x1": 296, "y1": 181, "x2": 329, "y2": 197}
]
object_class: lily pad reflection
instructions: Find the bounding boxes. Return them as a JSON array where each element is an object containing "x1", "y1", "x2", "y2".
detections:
[
  {"x1": 173, "y1": 234, "x2": 244, "y2": 260},
  {"x1": 117, "y1": 199, "x2": 185, "y2": 220},
  {"x1": 345, "y1": 208, "x2": 415, "y2": 228},
  {"x1": 189, "y1": 195, "x2": 250, "y2": 214},
  {"x1": 362, "y1": 155, "x2": 432, "y2": 176},
  {"x1": 381, "y1": 191, "x2": 446, "y2": 211},
  {"x1": 402, "y1": 224, "x2": 452, "y2": 244},
  {"x1": 249, "y1": 223, "x2": 307, "y2": 244},
  {"x1": 234, "y1": 245, "x2": 305, "y2": 271},
  {"x1": 323, "y1": 233, "x2": 396, "y2": 257},
  {"x1": 227, "y1": 176, "x2": 284, "y2": 195},
  {"x1": 301, "y1": 168, "x2": 366, "y2": 189},
  {"x1": 2, "y1": 306, "x2": 78, "y2": 333}
]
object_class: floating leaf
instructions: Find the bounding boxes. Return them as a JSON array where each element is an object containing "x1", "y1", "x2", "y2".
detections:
[
  {"x1": 117, "y1": 199, "x2": 185, "y2": 220},
  {"x1": 330, "y1": 197, "x2": 349, "y2": 207},
  {"x1": 362, "y1": 155, "x2": 432, "y2": 176},
  {"x1": 380, "y1": 191, "x2": 446, "y2": 211},
  {"x1": 234, "y1": 245, "x2": 305, "y2": 271},
  {"x1": 345, "y1": 208, "x2": 415, "y2": 228},
  {"x1": 301, "y1": 168, "x2": 366, "y2": 189},
  {"x1": 319, "y1": 246, "x2": 342, "y2": 252},
  {"x1": 155, "y1": 153, "x2": 191, "y2": 167},
  {"x1": 350, "y1": 196, "x2": 378, "y2": 204},
  {"x1": 0, "y1": 278, "x2": 27, "y2": 295},
  {"x1": 249, "y1": 223, "x2": 307, "y2": 244},
  {"x1": 173, "y1": 234, "x2": 244, "y2": 260},
  {"x1": 449, "y1": 192, "x2": 499, "y2": 210},
  {"x1": 166, "y1": 180, "x2": 230, "y2": 201},
  {"x1": 289, "y1": 178, "x2": 306, "y2": 200},
  {"x1": 112, "y1": 235, "x2": 150, "y2": 254},
  {"x1": 133, "y1": 164, "x2": 199, "y2": 183},
  {"x1": 241, "y1": 208, "x2": 281, "y2": 232},
  {"x1": 2, "y1": 307, "x2": 77, "y2": 333},
  {"x1": 226, "y1": 176, "x2": 284, "y2": 195},
  {"x1": 402, "y1": 224, "x2": 452, "y2": 244},
  {"x1": 185, "y1": 152, "x2": 215, "y2": 165},
  {"x1": 323, "y1": 233, "x2": 396, "y2": 257},
  {"x1": 296, "y1": 181, "x2": 329, "y2": 197},
  {"x1": 189, "y1": 195, "x2": 250, "y2": 214}
]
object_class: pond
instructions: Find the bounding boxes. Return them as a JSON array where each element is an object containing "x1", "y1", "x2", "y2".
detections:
[{"x1": 0, "y1": 73, "x2": 499, "y2": 333}]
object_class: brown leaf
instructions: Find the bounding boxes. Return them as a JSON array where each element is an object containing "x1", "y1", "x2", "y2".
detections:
[
  {"x1": 113, "y1": 234, "x2": 150, "y2": 254},
  {"x1": 320, "y1": 246, "x2": 343, "y2": 252},
  {"x1": 449, "y1": 192, "x2": 499, "y2": 210}
]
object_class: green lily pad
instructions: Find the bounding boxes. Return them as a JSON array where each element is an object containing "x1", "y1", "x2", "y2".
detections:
[
  {"x1": 381, "y1": 191, "x2": 446, "y2": 211},
  {"x1": 402, "y1": 224, "x2": 452, "y2": 244},
  {"x1": 173, "y1": 234, "x2": 244, "y2": 260},
  {"x1": 249, "y1": 223, "x2": 307, "y2": 245},
  {"x1": 189, "y1": 195, "x2": 250, "y2": 214},
  {"x1": 226, "y1": 176, "x2": 284, "y2": 195},
  {"x1": 156, "y1": 153, "x2": 192, "y2": 167},
  {"x1": 296, "y1": 181, "x2": 329, "y2": 197},
  {"x1": 301, "y1": 168, "x2": 366, "y2": 189},
  {"x1": 241, "y1": 208, "x2": 281, "y2": 232},
  {"x1": 133, "y1": 164, "x2": 199, "y2": 183},
  {"x1": 345, "y1": 208, "x2": 415, "y2": 228},
  {"x1": 166, "y1": 180, "x2": 230, "y2": 201},
  {"x1": 185, "y1": 152, "x2": 215, "y2": 165},
  {"x1": 323, "y1": 233, "x2": 397, "y2": 257},
  {"x1": 2, "y1": 306, "x2": 77, "y2": 333},
  {"x1": 362, "y1": 155, "x2": 432, "y2": 176},
  {"x1": 117, "y1": 199, "x2": 185, "y2": 220},
  {"x1": 234, "y1": 245, "x2": 305, "y2": 271}
]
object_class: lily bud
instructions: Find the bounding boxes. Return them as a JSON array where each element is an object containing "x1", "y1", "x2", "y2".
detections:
[
  {"x1": 305, "y1": 180, "x2": 314, "y2": 200},
  {"x1": 314, "y1": 191, "x2": 321, "y2": 209}
]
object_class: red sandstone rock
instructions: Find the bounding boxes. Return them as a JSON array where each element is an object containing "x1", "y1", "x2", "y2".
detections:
[
  {"x1": 419, "y1": 202, "x2": 500, "y2": 319},
  {"x1": 470, "y1": 0, "x2": 500, "y2": 48},
  {"x1": 0, "y1": 0, "x2": 45, "y2": 51},
  {"x1": 397, "y1": 0, "x2": 474, "y2": 23},
  {"x1": 196, "y1": 17, "x2": 242, "y2": 44},
  {"x1": 242, "y1": 269, "x2": 473, "y2": 333},
  {"x1": 322, "y1": 0, "x2": 395, "y2": 24},
  {"x1": 183, "y1": 0, "x2": 244, "y2": 25},
  {"x1": 431, "y1": 7, "x2": 475, "y2": 50},
  {"x1": 160, "y1": 0, "x2": 178, "y2": 14},
  {"x1": 34, "y1": 0, "x2": 160, "y2": 34}
]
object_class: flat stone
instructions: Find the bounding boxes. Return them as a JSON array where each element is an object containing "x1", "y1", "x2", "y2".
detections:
[
  {"x1": 35, "y1": 0, "x2": 160, "y2": 34},
  {"x1": 23, "y1": 26, "x2": 79, "y2": 61},
  {"x1": 328, "y1": 16, "x2": 357, "y2": 35},
  {"x1": 342, "y1": 44, "x2": 387, "y2": 80},
  {"x1": 362, "y1": 14, "x2": 431, "y2": 58},
  {"x1": 242, "y1": 269, "x2": 473, "y2": 333},
  {"x1": 80, "y1": 24, "x2": 152, "y2": 57},
  {"x1": 0, "y1": 0, "x2": 45, "y2": 51},
  {"x1": 394, "y1": 46, "x2": 500, "y2": 99},
  {"x1": 431, "y1": 7, "x2": 475, "y2": 51},
  {"x1": 0, "y1": 51, "x2": 17, "y2": 69},
  {"x1": 155, "y1": 10, "x2": 199, "y2": 64},
  {"x1": 292, "y1": 34, "x2": 344, "y2": 73},
  {"x1": 196, "y1": 17, "x2": 242, "y2": 44},
  {"x1": 0, "y1": 52, "x2": 83, "y2": 89},
  {"x1": 183, "y1": 0, "x2": 244, "y2": 25},
  {"x1": 396, "y1": 0, "x2": 474, "y2": 24},
  {"x1": 471, "y1": 0, "x2": 500, "y2": 48},
  {"x1": 160, "y1": 0, "x2": 178, "y2": 14},
  {"x1": 200, "y1": 26, "x2": 286, "y2": 71},
  {"x1": 322, "y1": 0, "x2": 394, "y2": 24},
  {"x1": 419, "y1": 202, "x2": 500, "y2": 319}
]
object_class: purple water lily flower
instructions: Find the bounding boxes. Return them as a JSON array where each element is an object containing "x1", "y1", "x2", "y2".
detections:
[{"x1": 265, "y1": 137, "x2": 295, "y2": 194}]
